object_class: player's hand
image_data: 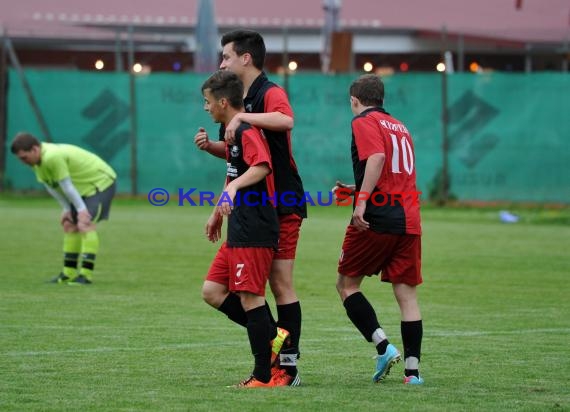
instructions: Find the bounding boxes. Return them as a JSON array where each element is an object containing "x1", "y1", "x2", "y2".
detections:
[
  {"x1": 223, "y1": 114, "x2": 242, "y2": 145},
  {"x1": 218, "y1": 185, "x2": 237, "y2": 216},
  {"x1": 194, "y1": 127, "x2": 210, "y2": 150},
  {"x1": 60, "y1": 210, "x2": 73, "y2": 226},
  {"x1": 352, "y1": 201, "x2": 369, "y2": 231},
  {"x1": 331, "y1": 180, "x2": 355, "y2": 202},
  {"x1": 205, "y1": 208, "x2": 223, "y2": 242},
  {"x1": 77, "y1": 209, "x2": 92, "y2": 232}
]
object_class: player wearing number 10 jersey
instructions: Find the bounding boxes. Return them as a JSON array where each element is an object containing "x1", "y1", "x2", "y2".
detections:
[
  {"x1": 334, "y1": 74, "x2": 424, "y2": 385},
  {"x1": 349, "y1": 101, "x2": 421, "y2": 236}
]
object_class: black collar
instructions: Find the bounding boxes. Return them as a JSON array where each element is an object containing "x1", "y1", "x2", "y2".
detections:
[
  {"x1": 245, "y1": 72, "x2": 268, "y2": 102},
  {"x1": 361, "y1": 106, "x2": 388, "y2": 116}
]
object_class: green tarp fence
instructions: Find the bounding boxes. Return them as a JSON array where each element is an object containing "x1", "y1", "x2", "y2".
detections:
[{"x1": 4, "y1": 70, "x2": 570, "y2": 203}]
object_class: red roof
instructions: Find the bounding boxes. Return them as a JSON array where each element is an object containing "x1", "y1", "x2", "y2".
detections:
[{"x1": 1, "y1": 0, "x2": 568, "y2": 44}]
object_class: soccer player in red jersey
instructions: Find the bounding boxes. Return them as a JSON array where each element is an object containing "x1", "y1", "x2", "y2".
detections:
[
  {"x1": 200, "y1": 70, "x2": 284, "y2": 387},
  {"x1": 194, "y1": 30, "x2": 304, "y2": 386},
  {"x1": 333, "y1": 74, "x2": 424, "y2": 385}
]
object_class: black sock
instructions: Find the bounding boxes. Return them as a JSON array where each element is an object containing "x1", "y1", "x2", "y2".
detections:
[
  {"x1": 246, "y1": 306, "x2": 272, "y2": 383},
  {"x1": 375, "y1": 340, "x2": 389, "y2": 355},
  {"x1": 276, "y1": 302, "x2": 301, "y2": 377},
  {"x1": 276, "y1": 301, "x2": 302, "y2": 366},
  {"x1": 405, "y1": 369, "x2": 419, "y2": 378},
  {"x1": 401, "y1": 320, "x2": 423, "y2": 376},
  {"x1": 343, "y1": 292, "x2": 381, "y2": 342},
  {"x1": 62, "y1": 252, "x2": 79, "y2": 277},
  {"x1": 266, "y1": 301, "x2": 278, "y2": 329},
  {"x1": 276, "y1": 301, "x2": 301, "y2": 348},
  {"x1": 218, "y1": 294, "x2": 275, "y2": 331},
  {"x1": 218, "y1": 293, "x2": 247, "y2": 327}
]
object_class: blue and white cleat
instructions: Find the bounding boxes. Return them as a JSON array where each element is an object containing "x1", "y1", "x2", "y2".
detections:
[
  {"x1": 372, "y1": 343, "x2": 401, "y2": 383},
  {"x1": 404, "y1": 375, "x2": 424, "y2": 385}
]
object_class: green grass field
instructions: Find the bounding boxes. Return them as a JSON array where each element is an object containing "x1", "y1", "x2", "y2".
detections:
[{"x1": 1, "y1": 196, "x2": 569, "y2": 411}]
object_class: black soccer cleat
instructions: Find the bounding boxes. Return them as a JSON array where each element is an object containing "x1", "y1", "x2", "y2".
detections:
[
  {"x1": 68, "y1": 274, "x2": 92, "y2": 285},
  {"x1": 49, "y1": 273, "x2": 70, "y2": 284}
]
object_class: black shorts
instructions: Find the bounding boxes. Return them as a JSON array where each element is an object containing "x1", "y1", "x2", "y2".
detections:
[{"x1": 71, "y1": 181, "x2": 116, "y2": 223}]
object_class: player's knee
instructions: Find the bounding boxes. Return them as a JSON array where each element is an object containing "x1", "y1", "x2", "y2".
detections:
[
  {"x1": 336, "y1": 285, "x2": 349, "y2": 300},
  {"x1": 78, "y1": 222, "x2": 96, "y2": 233},
  {"x1": 269, "y1": 277, "x2": 300, "y2": 304},
  {"x1": 336, "y1": 276, "x2": 358, "y2": 301},
  {"x1": 335, "y1": 278, "x2": 346, "y2": 297},
  {"x1": 201, "y1": 288, "x2": 215, "y2": 307},
  {"x1": 201, "y1": 284, "x2": 223, "y2": 308},
  {"x1": 269, "y1": 277, "x2": 290, "y2": 296}
]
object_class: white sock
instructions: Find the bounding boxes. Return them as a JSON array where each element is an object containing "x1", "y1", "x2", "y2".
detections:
[
  {"x1": 405, "y1": 356, "x2": 419, "y2": 370},
  {"x1": 371, "y1": 328, "x2": 387, "y2": 345}
]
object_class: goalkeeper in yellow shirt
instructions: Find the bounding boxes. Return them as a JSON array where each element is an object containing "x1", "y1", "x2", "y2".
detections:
[{"x1": 11, "y1": 132, "x2": 117, "y2": 285}]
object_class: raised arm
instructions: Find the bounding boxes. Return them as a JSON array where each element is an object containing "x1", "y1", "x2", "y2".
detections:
[{"x1": 193, "y1": 127, "x2": 226, "y2": 159}]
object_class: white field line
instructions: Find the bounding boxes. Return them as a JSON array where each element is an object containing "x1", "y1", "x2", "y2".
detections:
[{"x1": 2, "y1": 327, "x2": 569, "y2": 357}]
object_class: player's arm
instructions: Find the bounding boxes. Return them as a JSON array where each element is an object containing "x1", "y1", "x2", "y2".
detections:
[
  {"x1": 225, "y1": 87, "x2": 294, "y2": 142},
  {"x1": 232, "y1": 111, "x2": 293, "y2": 132},
  {"x1": 204, "y1": 141, "x2": 226, "y2": 159},
  {"x1": 43, "y1": 155, "x2": 89, "y2": 222},
  {"x1": 219, "y1": 164, "x2": 270, "y2": 216},
  {"x1": 224, "y1": 112, "x2": 292, "y2": 143},
  {"x1": 229, "y1": 163, "x2": 270, "y2": 189},
  {"x1": 205, "y1": 195, "x2": 223, "y2": 243},
  {"x1": 44, "y1": 183, "x2": 71, "y2": 211},
  {"x1": 193, "y1": 127, "x2": 225, "y2": 159},
  {"x1": 58, "y1": 177, "x2": 87, "y2": 212},
  {"x1": 352, "y1": 153, "x2": 385, "y2": 231},
  {"x1": 332, "y1": 180, "x2": 356, "y2": 202},
  {"x1": 44, "y1": 184, "x2": 74, "y2": 227}
]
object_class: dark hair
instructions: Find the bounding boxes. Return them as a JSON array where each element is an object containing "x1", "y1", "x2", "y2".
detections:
[
  {"x1": 201, "y1": 70, "x2": 244, "y2": 109},
  {"x1": 349, "y1": 74, "x2": 384, "y2": 107},
  {"x1": 10, "y1": 132, "x2": 40, "y2": 154},
  {"x1": 220, "y1": 29, "x2": 266, "y2": 70}
]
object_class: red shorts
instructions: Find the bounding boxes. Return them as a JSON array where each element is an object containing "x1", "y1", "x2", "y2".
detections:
[
  {"x1": 338, "y1": 225, "x2": 422, "y2": 286},
  {"x1": 206, "y1": 242, "x2": 274, "y2": 296},
  {"x1": 275, "y1": 213, "x2": 303, "y2": 260}
]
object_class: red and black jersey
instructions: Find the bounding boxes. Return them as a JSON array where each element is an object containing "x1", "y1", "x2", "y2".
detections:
[
  {"x1": 351, "y1": 107, "x2": 421, "y2": 235},
  {"x1": 226, "y1": 122, "x2": 279, "y2": 248},
  {"x1": 220, "y1": 73, "x2": 306, "y2": 218}
]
